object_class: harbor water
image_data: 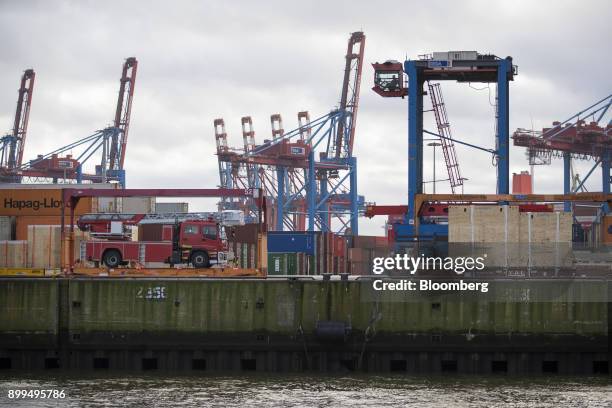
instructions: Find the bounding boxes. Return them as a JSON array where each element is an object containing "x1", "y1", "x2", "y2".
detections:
[{"x1": 0, "y1": 373, "x2": 610, "y2": 407}]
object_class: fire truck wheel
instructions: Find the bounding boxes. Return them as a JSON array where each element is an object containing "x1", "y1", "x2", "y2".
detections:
[
  {"x1": 190, "y1": 251, "x2": 210, "y2": 268},
  {"x1": 102, "y1": 249, "x2": 122, "y2": 268}
]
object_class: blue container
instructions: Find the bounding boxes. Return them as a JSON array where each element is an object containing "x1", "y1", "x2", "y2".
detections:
[{"x1": 267, "y1": 231, "x2": 316, "y2": 255}]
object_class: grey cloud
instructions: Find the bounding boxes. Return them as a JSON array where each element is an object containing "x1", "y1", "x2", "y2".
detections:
[{"x1": 0, "y1": 0, "x2": 610, "y2": 234}]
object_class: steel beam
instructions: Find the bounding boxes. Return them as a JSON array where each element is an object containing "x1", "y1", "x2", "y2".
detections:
[
  {"x1": 496, "y1": 58, "x2": 511, "y2": 194},
  {"x1": 563, "y1": 152, "x2": 571, "y2": 212}
]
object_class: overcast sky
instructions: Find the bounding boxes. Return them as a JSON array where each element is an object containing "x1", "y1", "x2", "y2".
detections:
[{"x1": 0, "y1": 0, "x2": 610, "y2": 234}]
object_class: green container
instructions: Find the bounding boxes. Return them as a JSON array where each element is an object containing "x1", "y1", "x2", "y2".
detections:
[{"x1": 268, "y1": 253, "x2": 299, "y2": 275}]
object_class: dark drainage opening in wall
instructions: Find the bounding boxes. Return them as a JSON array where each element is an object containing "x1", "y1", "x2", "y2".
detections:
[
  {"x1": 593, "y1": 361, "x2": 609, "y2": 374},
  {"x1": 340, "y1": 359, "x2": 356, "y2": 371},
  {"x1": 93, "y1": 358, "x2": 109, "y2": 370},
  {"x1": 390, "y1": 360, "x2": 407, "y2": 372},
  {"x1": 0, "y1": 358, "x2": 11, "y2": 369},
  {"x1": 491, "y1": 361, "x2": 508, "y2": 374},
  {"x1": 192, "y1": 359, "x2": 207, "y2": 370},
  {"x1": 44, "y1": 358, "x2": 60, "y2": 369},
  {"x1": 431, "y1": 302, "x2": 441, "y2": 311},
  {"x1": 441, "y1": 360, "x2": 457, "y2": 373},
  {"x1": 241, "y1": 359, "x2": 256, "y2": 371},
  {"x1": 542, "y1": 361, "x2": 558, "y2": 374},
  {"x1": 142, "y1": 358, "x2": 158, "y2": 370}
]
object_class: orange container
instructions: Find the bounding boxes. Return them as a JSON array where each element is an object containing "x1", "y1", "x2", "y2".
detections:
[
  {"x1": 601, "y1": 216, "x2": 612, "y2": 244},
  {"x1": 512, "y1": 171, "x2": 532, "y2": 194},
  {"x1": 0, "y1": 188, "x2": 93, "y2": 216}
]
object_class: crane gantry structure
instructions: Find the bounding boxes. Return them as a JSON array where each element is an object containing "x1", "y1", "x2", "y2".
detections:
[
  {"x1": 513, "y1": 94, "x2": 612, "y2": 211},
  {"x1": 215, "y1": 32, "x2": 366, "y2": 234},
  {"x1": 0, "y1": 69, "x2": 35, "y2": 183},
  {"x1": 0, "y1": 58, "x2": 137, "y2": 187}
]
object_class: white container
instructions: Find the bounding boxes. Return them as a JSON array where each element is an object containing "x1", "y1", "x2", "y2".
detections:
[
  {"x1": 121, "y1": 197, "x2": 155, "y2": 214},
  {"x1": 97, "y1": 197, "x2": 121, "y2": 213},
  {"x1": 155, "y1": 202, "x2": 189, "y2": 213},
  {"x1": 222, "y1": 210, "x2": 245, "y2": 226},
  {"x1": 432, "y1": 51, "x2": 478, "y2": 61}
]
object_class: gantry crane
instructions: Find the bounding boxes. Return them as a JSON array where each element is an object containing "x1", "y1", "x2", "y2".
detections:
[
  {"x1": 513, "y1": 94, "x2": 612, "y2": 211},
  {"x1": 215, "y1": 32, "x2": 366, "y2": 234},
  {"x1": 0, "y1": 69, "x2": 35, "y2": 183},
  {"x1": 372, "y1": 51, "x2": 517, "y2": 241},
  {"x1": 5, "y1": 58, "x2": 138, "y2": 186}
]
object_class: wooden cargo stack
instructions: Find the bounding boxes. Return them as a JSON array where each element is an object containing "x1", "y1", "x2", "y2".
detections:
[
  {"x1": 26, "y1": 225, "x2": 89, "y2": 269},
  {"x1": 0, "y1": 241, "x2": 27, "y2": 267},
  {"x1": 448, "y1": 205, "x2": 573, "y2": 269}
]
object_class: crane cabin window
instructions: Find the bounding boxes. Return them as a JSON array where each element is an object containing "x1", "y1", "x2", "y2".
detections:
[{"x1": 375, "y1": 71, "x2": 401, "y2": 92}]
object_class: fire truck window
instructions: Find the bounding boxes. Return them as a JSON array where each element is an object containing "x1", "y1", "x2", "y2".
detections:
[
  {"x1": 203, "y1": 227, "x2": 217, "y2": 240},
  {"x1": 184, "y1": 225, "x2": 199, "y2": 234}
]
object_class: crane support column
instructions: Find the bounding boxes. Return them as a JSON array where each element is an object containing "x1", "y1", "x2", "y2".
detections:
[
  {"x1": 602, "y1": 151, "x2": 610, "y2": 194},
  {"x1": 496, "y1": 58, "x2": 511, "y2": 195},
  {"x1": 405, "y1": 60, "x2": 423, "y2": 237},
  {"x1": 563, "y1": 152, "x2": 571, "y2": 212},
  {"x1": 276, "y1": 166, "x2": 286, "y2": 230},
  {"x1": 319, "y1": 175, "x2": 329, "y2": 232},
  {"x1": 307, "y1": 151, "x2": 316, "y2": 231},
  {"x1": 349, "y1": 156, "x2": 359, "y2": 235}
]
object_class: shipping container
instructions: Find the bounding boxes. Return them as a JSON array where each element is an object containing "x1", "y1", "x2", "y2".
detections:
[
  {"x1": 96, "y1": 197, "x2": 121, "y2": 213},
  {"x1": 0, "y1": 217, "x2": 14, "y2": 240},
  {"x1": 267, "y1": 252, "x2": 314, "y2": 275},
  {"x1": 600, "y1": 215, "x2": 612, "y2": 244},
  {"x1": 225, "y1": 224, "x2": 260, "y2": 244},
  {"x1": 120, "y1": 197, "x2": 155, "y2": 214},
  {"x1": 512, "y1": 171, "x2": 532, "y2": 194},
  {"x1": 155, "y1": 202, "x2": 189, "y2": 213},
  {"x1": 0, "y1": 184, "x2": 117, "y2": 216},
  {"x1": 268, "y1": 231, "x2": 315, "y2": 255},
  {"x1": 0, "y1": 190, "x2": 94, "y2": 217},
  {"x1": 432, "y1": 51, "x2": 478, "y2": 61}
]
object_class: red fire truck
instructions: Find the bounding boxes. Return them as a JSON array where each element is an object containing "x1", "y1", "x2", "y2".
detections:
[{"x1": 78, "y1": 212, "x2": 243, "y2": 268}]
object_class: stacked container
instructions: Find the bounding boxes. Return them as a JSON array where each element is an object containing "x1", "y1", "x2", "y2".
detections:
[
  {"x1": 348, "y1": 235, "x2": 393, "y2": 275},
  {"x1": 267, "y1": 231, "x2": 316, "y2": 275},
  {"x1": 266, "y1": 231, "x2": 348, "y2": 275},
  {"x1": 225, "y1": 224, "x2": 260, "y2": 269}
]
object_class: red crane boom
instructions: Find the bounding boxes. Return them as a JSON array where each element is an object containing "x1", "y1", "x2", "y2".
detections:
[
  {"x1": 110, "y1": 57, "x2": 138, "y2": 170},
  {"x1": 7, "y1": 69, "x2": 35, "y2": 169},
  {"x1": 333, "y1": 31, "x2": 365, "y2": 158}
]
